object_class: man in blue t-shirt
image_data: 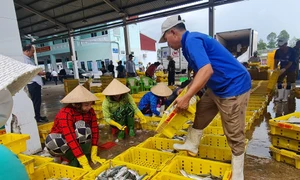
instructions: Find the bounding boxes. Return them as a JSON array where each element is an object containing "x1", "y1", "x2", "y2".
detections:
[
  {"x1": 274, "y1": 38, "x2": 297, "y2": 102},
  {"x1": 159, "y1": 15, "x2": 251, "y2": 180}
]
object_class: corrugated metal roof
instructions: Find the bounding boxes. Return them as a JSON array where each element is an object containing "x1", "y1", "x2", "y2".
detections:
[{"x1": 14, "y1": 0, "x2": 243, "y2": 41}]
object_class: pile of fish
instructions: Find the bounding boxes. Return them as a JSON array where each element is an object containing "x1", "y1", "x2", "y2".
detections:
[
  {"x1": 180, "y1": 169, "x2": 220, "y2": 180},
  {"x1": 96, "y1": 165, "x2": 147, "y2": 180}
]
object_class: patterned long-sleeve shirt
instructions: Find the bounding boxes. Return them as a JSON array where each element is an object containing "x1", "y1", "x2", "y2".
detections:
[
  {"x1": 50, "y1": 105, "x2": 99, "y2": 158},
  {"x1": 102, "y1": 93, "x2": 142, "y2": 123}
]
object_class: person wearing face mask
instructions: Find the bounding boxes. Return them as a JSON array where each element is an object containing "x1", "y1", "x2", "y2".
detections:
[
  {"x1": 0, "y1": 54, "x2": 42, "y2": 180},
  {"x1": 274, "y1": 38, "x2": 297, "y2": 102},
  {"x1": 45, "y1": 85, "x2": 105, "y2": 171},
  {"x1": 102, "y1": 79, "x2": 147, "y2": 139}
]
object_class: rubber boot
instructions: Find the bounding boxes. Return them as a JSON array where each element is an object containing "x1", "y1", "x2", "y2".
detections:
[
  {"x1": 127, "y1": 116, "x2": 135, "y2": 137},
  {"x1": 173, "y1": 127, "x2": 202, "y2": 156},
  {"x1": 231, "y1": 152, "x2": 245, "y2": 180},
  {"x1": 274, "y1": 89, "x2": 284, "y2": 101},
  {"x1": 129, "y1": 128, "x2": 135, "y2": 137},
  {"x1": 117, "y1": 131, "x2": 125, "y2": 139},
  {"x1": 282, "y1": 89, "x2": 290, "y2": 102}
]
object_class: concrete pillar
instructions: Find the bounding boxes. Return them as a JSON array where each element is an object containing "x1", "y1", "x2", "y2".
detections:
[
  {"x1": 50, "y1": 54, "x2": 57, "y2": 72},
  {"x1": 208, "y1": 0, "x2": 215, "y2": 37},
  {"x1": 62, "y1": 58, "x2": 68, "y2": 70},
  {"x1": 44, "y1": 59, "x2": 49, "y2": 72},
  {"x1": 68, "y1": 30, "x2": 79, "y2": 79},
  {"x1": 123, "y1": 18, "x2": 131, "y2": 56}
]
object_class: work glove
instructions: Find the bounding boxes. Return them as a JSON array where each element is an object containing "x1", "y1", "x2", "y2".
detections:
[
  {"x1": 91, "y1": 146, "x2": 106, "y2": 165},
  {"x1": 136, "y1": 111, "x2": 147, "y2": 124},
  {"x1": 280, "y1": 68, "x2": 286, "y2": 75},
  {"x1": 77, "y1": 155, "x2": 92, "y2": 171},
  {"x1": 109, "y1": 120, "x2": 126, "y2": 130}
]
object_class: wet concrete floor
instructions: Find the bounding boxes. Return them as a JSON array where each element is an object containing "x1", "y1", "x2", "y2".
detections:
[{"x1": 41, "y1": 82, "x2": 300, "y2": 179}]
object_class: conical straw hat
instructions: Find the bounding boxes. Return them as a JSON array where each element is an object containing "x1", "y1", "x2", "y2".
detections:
[
  {"x1": 102, "y1": 79, "x2": 130, "y2": 96},
  {"x1": 60, "y1": 85, "x2": 99, "y2": 103},
  {"x1": 151, "y1": 83, "x2": 172, "y2": 97},
  {"x1": 0, "y1": 54, "x2": 42, "y2": 96}
]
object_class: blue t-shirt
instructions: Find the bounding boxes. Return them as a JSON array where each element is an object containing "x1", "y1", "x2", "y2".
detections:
[
  {"x1": 181, "y1": 31, "x2": 251, "y2": 98},
  {"x1": 0, "y1": 145, "x2": 29, "y2": 180},
  {"x1": 274, "y1": 47, "x2": 297, "y2": 72}
]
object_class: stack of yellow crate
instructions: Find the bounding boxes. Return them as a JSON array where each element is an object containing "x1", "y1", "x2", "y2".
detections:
[
  {"x1": 92, "y1": 93, "x2": 107, "y2": 125},
  {"x1": 100, "y1": 76, "x2": 113, "y2": 92},
  {"x1": 155, "y1": 71, "x2": 168, "y2": 82},
  {"x1": 269, "y1": 112, "x2": 300, "y2": 169}
]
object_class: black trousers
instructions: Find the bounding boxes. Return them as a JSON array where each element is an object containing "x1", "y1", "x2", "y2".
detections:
[
  {"x1": 53, "y1": 77, "x2": 58, "y2": 85},
  {"x1": 27, "y1": 82, "x2": 42, "y2": 121},
  {"x1": 168, "y1": 71, "x2": 175, "y2": 86},
  {"x1": 127, "y1": 72, "x2": 136, "y2": 77}
]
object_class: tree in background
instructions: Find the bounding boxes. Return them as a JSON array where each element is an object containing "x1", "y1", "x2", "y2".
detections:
[
  {"x1": 267, "y1": 32, "x2": 277, "y2": 49},
  {"x1": 289, "y1": 37, "x2": 299, "y2": 47},
  {"x1": 257, "y1": 39, "x2": 267, "y2": 50},
  {"x1": 277, "y1": 30, "x2": 290, "y2": 41}
]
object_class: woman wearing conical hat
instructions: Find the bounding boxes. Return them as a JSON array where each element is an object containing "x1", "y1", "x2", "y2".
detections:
[
  {"x1": 138, "y1": 83, "x2": 172, "y2": 117},
  {"x1": 102, "y1": 79, "x2": 147, "y2": 139},
  {"x1": 45, "y1": 85, "x2": 105, "y2": 171}
]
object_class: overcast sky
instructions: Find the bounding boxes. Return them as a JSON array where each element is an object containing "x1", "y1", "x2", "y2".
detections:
[{"x1": 139, "y1": 0, "x2": 300, "y2": 48}]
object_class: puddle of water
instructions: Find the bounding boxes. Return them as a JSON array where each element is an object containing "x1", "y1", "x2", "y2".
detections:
[{"x1": 246, "y1": 93, "x2": 300, "y2": 159}]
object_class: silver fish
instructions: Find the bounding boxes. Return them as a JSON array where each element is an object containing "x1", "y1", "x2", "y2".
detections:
[
  {"x1": 180, "y1": 169, "x2": 189, "y2": 177},
  {"x1": 137, "y1": 173, "x2": 147, "y2": 180},
  {"x1": 180, "y1": 169, "x2": 212, "y2": 180},
  {"x1": 115, "y1": 167, "x2": 128, "y2": 179}
]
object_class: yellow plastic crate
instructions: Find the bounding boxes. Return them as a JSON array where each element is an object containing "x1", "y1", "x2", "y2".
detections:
[
  {"x1": 29, "y1": 162, "x2": 88, "y2": 180},
  {"x1": 83, "y1": 160, "x2": 156, "y2": 180},
  {"x1": 116, "y1": 78, "x2": 127, "y2": 85},
  {"x1": 246, "y1": 110, "x2": 260, "y2": 119},
  {"x1": 113, "y1": 147, "x2": 175, "y2": 170},
  {"x1": 141, "y1": 122, "x2": 158, "y2": 131},
  {"x1": 271, "y1": 135, "x2": 300, "y2": 152},
  {"x1": 162, "y1": 155, "x2": 232, "y2": 180},
  {"x1": 31, "y1": 155, "x2": 53, "y2": 168},
  {"x1": 132, "y1": 91, "x2": 147, "y2": 99},
  {"x1": 210, "y1": 116, "x2": 253, "y2": 126},
  {"x1": 269, "y1": 112, "x2": 300, "y2": 140},
  {"x1": 156, "y1": 106, "x2": 195, "y2": 138},
  {"x1": 38, "y1": 122, "x2": 54, "y2": 143},
  {"x1": 0, "y1": 129, "x2": 6, "y2": 135},
  {"x1": 156, "y1": 88, "x2": 196, "y2": 138},
  {"x1": 18, "y1": 154, "x2": 34, "y2": 175},
  {"x1": 139, "y1": 135, "x2": 237, "y2": 162},
  {"x1": 154, "y1": 130, "x2": 187, "y2": 138},
  {"x1": 152, "y1": 172, "x2": 191, "y2": 180},
  {"x1": 145, "y1": 116, "x2": 161, "y2": 122},
  {"x1": 0, "y1": 133, "x2": 30, "y2": 154},
  {"x1": 203, "y1": 126, "x2": 224, "y2": 135},
  {"x1": 270, "y1": 146, "x2": 300, "y2": 169},
  {"x1": 90, "y1": 86, "x2": 102, "y2": 93},
  {"x1": 267, "y1": 70, "x2": 280, "y2": 90},
  {"x1": 137, "y1": 137, "x2": 181, "y2": 152}
]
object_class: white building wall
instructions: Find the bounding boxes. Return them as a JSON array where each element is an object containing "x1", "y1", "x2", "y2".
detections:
[{"x1": 0, "y1": 0, "x2": 42, "y2": 154}]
